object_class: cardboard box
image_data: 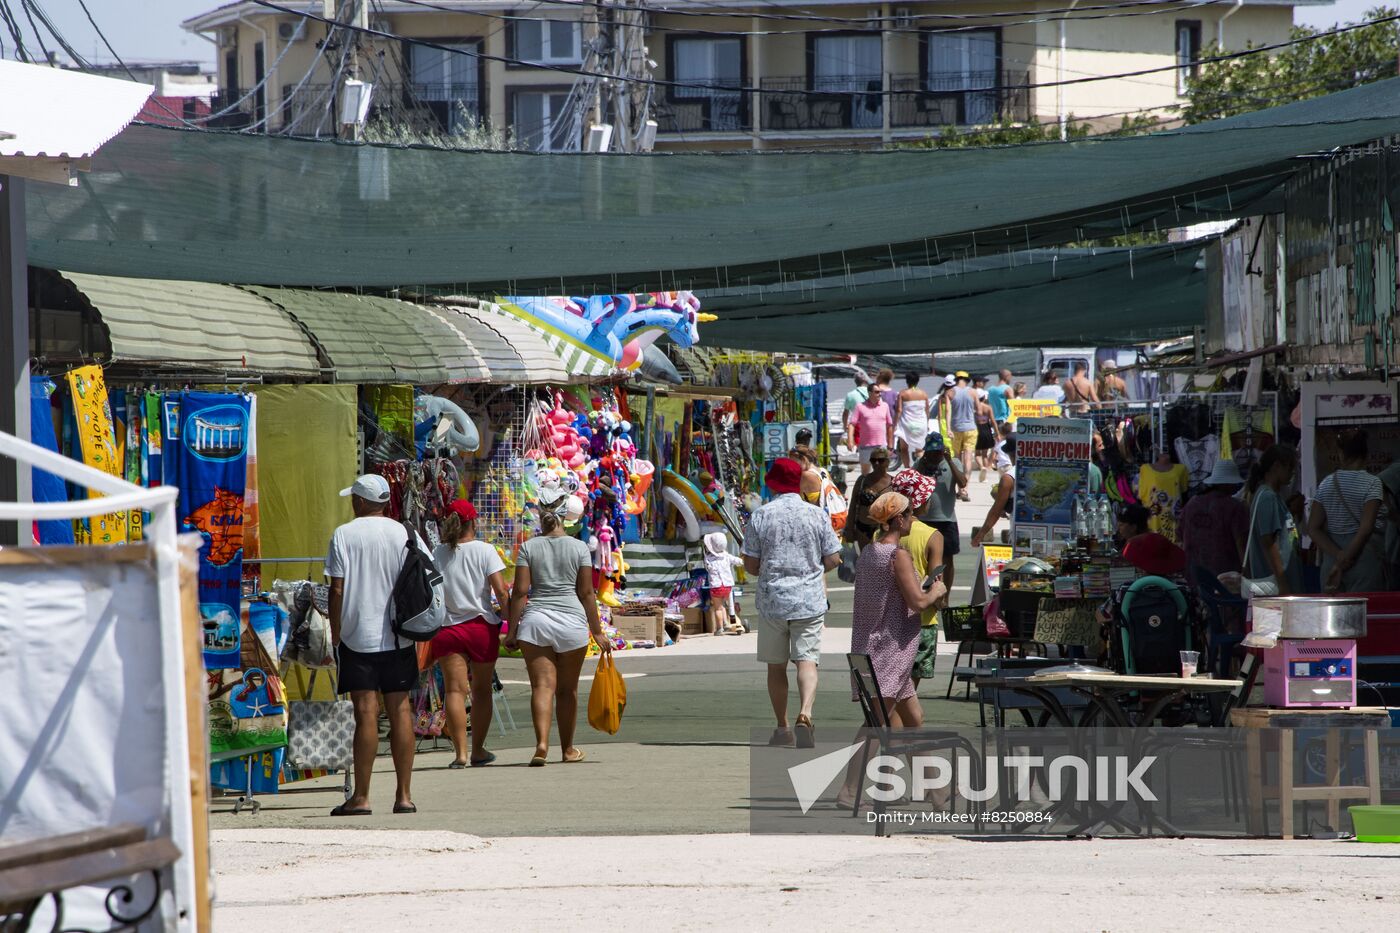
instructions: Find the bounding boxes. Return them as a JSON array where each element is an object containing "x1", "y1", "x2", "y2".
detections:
[
  {"x1": 681, "y1": 606, "x2": 706, "y2": 637},
  {"x1": 611, "y1": 611, "x2": 663, "y2": 644}
]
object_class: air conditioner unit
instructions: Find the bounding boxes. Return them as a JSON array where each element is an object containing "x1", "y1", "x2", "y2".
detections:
[
  {"x1": 894, "y1": 7, "x2": 914, "y2": 28},
  {"x1": 277, "y1": 21, "x2": 304, "y2": 43}
]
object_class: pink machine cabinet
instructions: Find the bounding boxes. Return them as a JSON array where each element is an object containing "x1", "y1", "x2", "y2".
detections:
[{"x1": 1262, "y1": 639, "x2": 1358, "y2": 708}]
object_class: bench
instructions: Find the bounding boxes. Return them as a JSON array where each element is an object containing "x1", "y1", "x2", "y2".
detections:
[{"x1": 0, "y1": 823, "x2": 180, "y2": 931}]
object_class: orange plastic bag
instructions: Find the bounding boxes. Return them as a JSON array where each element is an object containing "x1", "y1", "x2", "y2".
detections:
[{"x1": 587, "y1": 654, "x2": 627, "y2": 735}]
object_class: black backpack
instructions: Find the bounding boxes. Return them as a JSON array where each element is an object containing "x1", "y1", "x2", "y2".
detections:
[{"x1": 390, "y1": 533, "x2": 446, "y2": 642}]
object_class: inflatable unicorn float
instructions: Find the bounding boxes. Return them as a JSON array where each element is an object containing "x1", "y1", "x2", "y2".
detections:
[{"x1": 496, "y1": 291, "x2": 716, "y2": 370}]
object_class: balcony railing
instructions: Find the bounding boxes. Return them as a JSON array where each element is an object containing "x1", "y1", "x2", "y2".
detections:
[
  {"x1": 761, "y1": 75, "x2": 885, "y2": 132},
  {"x1": 208, "y1": 83, "x2": 488, "y2": 138},
  {"x1": 654, "y1": 91, "x2": 752, "y2": 134},
  {"x1": 207, "y1": 87, "x2": 260, "y2": 129},
  {"x1": 755, "y1": 72, "x2": 1030, "y2": 132},
  {"x1": 890, "y1": 71, "x2": 1030, "y2": 129}
]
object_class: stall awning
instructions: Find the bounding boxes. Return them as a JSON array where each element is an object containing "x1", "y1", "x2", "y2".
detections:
[
  {"x1": 59, "y1": 270, "x2": 322, "y2": 375},
  {"x1": 240, "y1": 286, "x2": 486, "y2": 384},
  {"x1": 444, "y1": 300, "x2": 613, "y2": 382},
  {"x1": 427, "y1": 302, "x2": 576, "y2": 384},
  {"x1": 23, "y1": 78, "x2": 1400, "y2": 291},
  {"x1": 0, "y1": 59, "x2": 151, "y2": 185}
]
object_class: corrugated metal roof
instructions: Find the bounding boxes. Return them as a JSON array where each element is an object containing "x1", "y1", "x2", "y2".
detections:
[
  {"x1": 448, "y1": 302, "x2": 576, "y2": 383},
  {"x1": 60, "y1": 270, "x2": 321, "y2": 374},
  {"x1": 243, "y1": 287, "x2": 472, "y2": 384},
  {"x1": 0, "y1": 61, "x2": 151, "y2": 158}
]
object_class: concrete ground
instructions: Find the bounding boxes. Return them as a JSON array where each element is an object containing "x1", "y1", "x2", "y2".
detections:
[
  {"x1": 210, "y1": 471, "x2": 1400, "y2": 930},
  {"x1": 212, "y1": 830, "x2": 1398, "y2": 931}
]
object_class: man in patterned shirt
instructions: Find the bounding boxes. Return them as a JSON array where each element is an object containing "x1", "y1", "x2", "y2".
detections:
[{"x1": 742, "y1": 457, "x2": 843, "y2": 749}]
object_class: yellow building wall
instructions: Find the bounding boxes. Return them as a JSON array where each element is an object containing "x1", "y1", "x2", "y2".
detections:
[{"x1": 207, "y1": 2, "x2": 1300, "y2": 141}]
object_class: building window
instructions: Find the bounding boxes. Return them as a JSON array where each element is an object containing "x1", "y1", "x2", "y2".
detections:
[
  {"x1": 512, "y1": 90, "x2": 574, "y2": 151},
  {"x1": 1176, "y1": 21, "x2": 1201, "y2": 96},
  {"x1": 671, "y1": 37, "x2": 744, "y2": 130},
  {"x1": 409, "y1": 41, "x2": 482, "y2": 132},
  {"x1": 511, "y1": 19, "x2": 582, "y2": 65},
  {"x1": 926, "y1": 30, "x2": 998, "y2": 125},
  {"x1": 811, "y1": 34, "x2": 883, "y2": 129}
]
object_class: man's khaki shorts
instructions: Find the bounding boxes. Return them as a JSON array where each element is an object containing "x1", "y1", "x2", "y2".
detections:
[{"x1": 757, "y1": 614, "x2": 825, "y2": 664}]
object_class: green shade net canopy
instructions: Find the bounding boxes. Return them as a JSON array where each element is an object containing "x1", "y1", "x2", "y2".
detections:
[
  {"x1": 698, "y1": 242, "x2": 1206, "y2": 353},
  {"x1": 24, "y1": 78, "x2": 1400, "y2": 292}
]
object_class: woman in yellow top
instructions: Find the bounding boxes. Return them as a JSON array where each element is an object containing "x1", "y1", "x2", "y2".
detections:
[
  {"x1": 789, "y1": 445, "x2": 823, "y2": 503},
  {"x1": 891, "y1": 470, "x2": 945, "y2": 687}
]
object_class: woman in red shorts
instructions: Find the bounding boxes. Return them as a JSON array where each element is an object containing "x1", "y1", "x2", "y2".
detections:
[{"x1": 430, "y1": 500, "x2": 511, "y2": 768}]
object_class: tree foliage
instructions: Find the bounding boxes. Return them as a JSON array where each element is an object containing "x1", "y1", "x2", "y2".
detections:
[
  {"x1": 908, "y1": 113, "x2": 1158, "y2": 149},
  {"x1": 1184, "y1": 7, "x2": 1400, "y2": 123}
]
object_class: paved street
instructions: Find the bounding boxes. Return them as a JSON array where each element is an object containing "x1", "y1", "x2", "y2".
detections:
[{"x1": 211, "y1": 470, "x2": 1009, "y2": 833}]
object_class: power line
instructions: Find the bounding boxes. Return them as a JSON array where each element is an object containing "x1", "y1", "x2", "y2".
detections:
[
  {"x1": 250, "y1": 0, "x2": 1400, "y2": 101},
  {"x1": 393, "y1": 0, "x2": 1229, "y2": 37}
]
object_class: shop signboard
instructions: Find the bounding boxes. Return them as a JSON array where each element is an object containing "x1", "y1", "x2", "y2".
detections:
[
  {"x1": 970, "y1": 544, "x2": 1014, "y2": 606},
  {"x1": 1011, "y1": 417, "x2": 1092, "y2": 557},
  {"x1": 1006, "y1": 398, "x2": 1061, "y2": 424}
]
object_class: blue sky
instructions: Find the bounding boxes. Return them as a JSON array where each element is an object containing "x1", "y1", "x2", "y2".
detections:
[{"x1": 20, "y1": 0, "x2": 1380, "y2": 69}]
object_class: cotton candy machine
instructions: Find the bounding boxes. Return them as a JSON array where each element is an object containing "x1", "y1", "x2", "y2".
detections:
[{"x1": 1256, "y1": 597, "x2": 1367, "y2": 708}]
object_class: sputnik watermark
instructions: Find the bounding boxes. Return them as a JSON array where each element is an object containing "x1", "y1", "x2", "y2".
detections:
[{"x1": 787, "y1": 744, "x2": 1157, "y2": 815}]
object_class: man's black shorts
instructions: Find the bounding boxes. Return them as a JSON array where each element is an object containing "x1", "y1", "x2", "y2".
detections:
[
  {"x1": 930, "y1": 520, "x2": 961, "y2": 557},
  {"x1": 337, "y1": 644, "x2": 418, "y2": 694}
]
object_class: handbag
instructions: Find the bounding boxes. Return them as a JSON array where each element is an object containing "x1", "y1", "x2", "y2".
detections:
[
  {"x1": 1241, "y1": 491, "x2": 1280, "y2": 597},
  {"x1": 412, "y1": 667, "x2": 447, "y2": 737},
  {"x1": 286, "y1": 670, "x2": 355, "y2": 772},
  {"x1": 587, "y1": 654, "x2": 627, "y2": 735},
  {"x1": 836, "y1": 543, "x2": 859, "y2": 584}
]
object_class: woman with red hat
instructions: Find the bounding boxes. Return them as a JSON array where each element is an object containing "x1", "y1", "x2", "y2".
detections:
[{"x1": 430, "y1": 500, "x2": 511, "y2": 768}]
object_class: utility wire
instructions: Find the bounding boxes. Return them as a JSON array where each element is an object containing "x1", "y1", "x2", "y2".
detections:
[
  {"x1": 402, "y1": 0, "x2": 1236, "y2": 27},
  {"x1": 18, "y1": 0, "x2": 51, "y2": 63},
  {"x1": 393, "y1": 0, "x2": 1228, "y2": 36}
]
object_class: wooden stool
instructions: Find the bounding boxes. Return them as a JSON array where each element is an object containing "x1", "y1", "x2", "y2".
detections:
[{"x1": 1230, "y1": 707, "x2": 1389, "y2": 839}]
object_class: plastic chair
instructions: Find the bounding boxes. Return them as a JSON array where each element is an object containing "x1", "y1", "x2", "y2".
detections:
[
  {"x1": 1192, "y1": 565, "x2": 1248, "y2": 679},
  {"x1": 846, "y1": 653, "x2": 981, "y2": 835}
]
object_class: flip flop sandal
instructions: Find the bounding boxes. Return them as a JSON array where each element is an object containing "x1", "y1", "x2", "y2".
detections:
[
  {"x1": 563, "y1": 749, "x2": 586, "y2": 764},
  {"x1": 529, "y1": 755, "x2": 547, "y2": 767},
  {"x1": 330, "y1": 803, "x2": 372, "y2": 817},
  {"x1": 393, "y1": 803, "x2": 417, "y2": 814},
  {"x1": 470, "y1": 752, "x2": 497, "y2": 767},
  {"x1": 794, "y1": 715, "x2": 815, "y2": 749},
  {"x1": 448, "y1": 760, "x2": 468, "y2": 770}
]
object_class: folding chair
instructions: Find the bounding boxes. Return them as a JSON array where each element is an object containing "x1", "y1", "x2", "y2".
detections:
[
  {"x1": 847, "y1": 653, "x2": 981, "y2": 836},
  {"x1": 491, "y1": 670, "x2": 517, "y2": 735}
]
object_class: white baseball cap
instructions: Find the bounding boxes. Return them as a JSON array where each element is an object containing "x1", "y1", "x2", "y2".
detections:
[
  {"x1": 942, "y1": 374, "x2": 957, "y2": 388},
  {"x1": 340, "y1": 474, "x2": 391, "y2": 503}
]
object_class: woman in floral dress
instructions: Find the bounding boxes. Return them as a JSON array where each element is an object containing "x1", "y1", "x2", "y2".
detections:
[{"x1": 850, "y1": 491, "x2": 948, "y2": 727}]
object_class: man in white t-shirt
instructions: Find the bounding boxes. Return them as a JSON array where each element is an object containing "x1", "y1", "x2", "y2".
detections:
[{"x1": 326, "y1": 474, "x2": 420, "y2": 816}]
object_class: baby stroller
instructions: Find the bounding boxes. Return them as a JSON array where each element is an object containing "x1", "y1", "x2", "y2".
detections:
[{"x1": 1107, "y1": 575, "x2": 1192, "y2": 676}]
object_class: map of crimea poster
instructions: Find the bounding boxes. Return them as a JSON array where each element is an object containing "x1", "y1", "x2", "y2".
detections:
[
  {"x1": 1011, "y1": 417, "x2": 1092, "y2": 558},
  {"x1": 176, "y1": 391, "x2": 251, "y2": 669}
]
